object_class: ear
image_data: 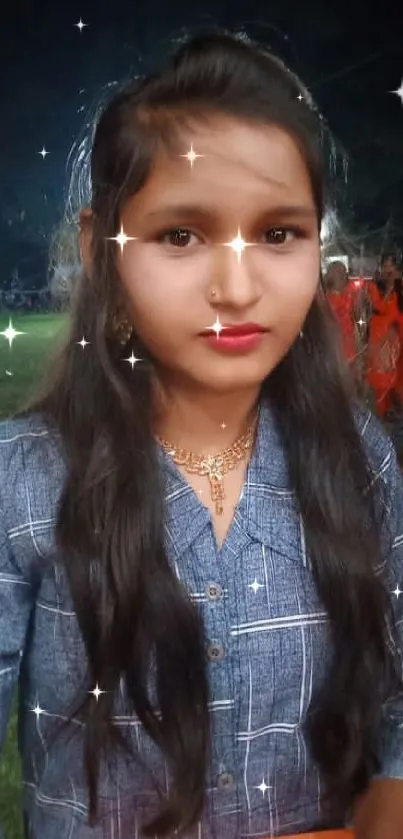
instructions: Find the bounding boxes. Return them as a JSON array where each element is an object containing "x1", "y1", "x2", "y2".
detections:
[{"x1": 79, "y1": 208, "x2": 94, "y2": 278}]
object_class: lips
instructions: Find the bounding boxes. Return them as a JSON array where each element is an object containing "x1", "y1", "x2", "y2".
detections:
[{"x1": 203, "y1": 323, "x2": 266, "y2": 337}]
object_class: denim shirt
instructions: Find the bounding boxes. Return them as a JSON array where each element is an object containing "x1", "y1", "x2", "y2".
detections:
[{"x1": 1, "y1": 400, "x2": 403, "y2": 839}]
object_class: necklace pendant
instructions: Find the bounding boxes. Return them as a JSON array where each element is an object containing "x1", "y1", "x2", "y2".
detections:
[
  {"x1": 215, "y1": 498, "x2": 224, "y2": 515},
  {"x1": 209, "y1": 475, "x2": 225, "y2": 515}
]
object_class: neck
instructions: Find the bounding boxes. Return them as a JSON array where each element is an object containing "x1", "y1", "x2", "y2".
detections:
[{"x1": 152, "y1": 379, "x2": 261, "y2": 454}]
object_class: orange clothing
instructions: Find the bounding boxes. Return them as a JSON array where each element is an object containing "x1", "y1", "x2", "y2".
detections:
[
  {"x1": 366, "y1": 281, "x2": 403, "y2": 416},
  {"x1": 279, "y1": 832, "x2": 354, "y2": 839}
]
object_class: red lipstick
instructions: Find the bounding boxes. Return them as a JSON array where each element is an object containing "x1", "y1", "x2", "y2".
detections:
[
  {"x1": 201, "y1": 322, "x2": 266, "y2": 336},
  {"x1": 218, "y1": 322, "x2": 266, "y2": 336},
  {"x1": 200, "y1": 322, "x2": 267, "y2": 353}
]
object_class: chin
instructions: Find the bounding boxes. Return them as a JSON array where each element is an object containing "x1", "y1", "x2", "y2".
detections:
[{"x1": 194, "y1": 368, "x2": 270, "y2": 394}]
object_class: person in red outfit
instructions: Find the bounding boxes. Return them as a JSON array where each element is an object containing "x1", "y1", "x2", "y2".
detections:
[
  {"x1": 365, "y1": 255, "x2": 403, "y2": 419},
  {"x1": 325, "y1": 261, "x2": 368, "y2": 399}
]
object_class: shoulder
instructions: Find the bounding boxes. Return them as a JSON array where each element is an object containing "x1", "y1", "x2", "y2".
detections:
[
  {"x1": 0, "y1": 410, "x2": 51, "y2": 445},
  {"x1": 0, "y1": 412, "x2": 66, "y2": 557},
  {"x1": 355, "y1": 406, "x2": 401, "y2": 537},
  {"x1": 355, "y1": 407, "x2": 395, "y2": 483},
  {"x1": 0, "y1": 411, "x2": 62, "y2": 483}
]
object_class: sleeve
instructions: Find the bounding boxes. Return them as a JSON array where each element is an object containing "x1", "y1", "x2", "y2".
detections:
[
  {"x1": 374, "y1": 439, "x2": 403, "y2": 779},
  {"x1": 0, "y1": 493, "x2": 38, "y2": 838}
]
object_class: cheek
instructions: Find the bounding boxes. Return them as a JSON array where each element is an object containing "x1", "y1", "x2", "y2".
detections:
[
  {"x1": 268, "y1": 250, "x2": 320, "y2": 320},
  {"x1": 119, "y1": 256, "x2": 176, "y2": 321},
  {"x1": 119, "y1": 250, "x2": 201, "y2": 311},
  {"x1": 117, "y1": 253, "x2": 200, "y2": 355}
]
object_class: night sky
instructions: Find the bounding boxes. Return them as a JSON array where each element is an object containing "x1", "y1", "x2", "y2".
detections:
[{"x1": 1, "y1": 0, "x2": 402, "y2": 288}]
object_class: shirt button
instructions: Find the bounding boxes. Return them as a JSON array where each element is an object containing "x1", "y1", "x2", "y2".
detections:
[
  {"x1": 217, "y1": 772, "x2": 236, "y2": 790},
  {"x1": 207, "y1": 642, "x2": 225, "y2": 662},
  {"x1": 206, "y1": 582, "x2": 223, "y2": 601}
]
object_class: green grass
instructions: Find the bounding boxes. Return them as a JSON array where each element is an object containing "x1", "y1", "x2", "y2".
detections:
[
  {"x1": 0, "y1": 312, "x2": 67, "y2": 839},
  {"x1": 0, "y1": 697, "x2": 23, "y2": 839},
  {"x1": 0, "y1": 312, "x2": 68, "y2": 419}
]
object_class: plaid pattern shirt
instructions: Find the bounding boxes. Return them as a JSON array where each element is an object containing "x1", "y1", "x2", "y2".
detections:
[{"x1": 1, "y1": 400, "x2": 403, "y2": 839}]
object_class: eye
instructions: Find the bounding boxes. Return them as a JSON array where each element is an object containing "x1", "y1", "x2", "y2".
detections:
[
  {"x1": 264, "y1": 227, "x2": 298, "y2": 245},
  {"x1": 158, "y1": 227, "x2": 198, "y2": 248}
]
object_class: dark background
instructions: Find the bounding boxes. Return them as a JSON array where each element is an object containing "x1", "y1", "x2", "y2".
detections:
[{"x1": 1, "y1": 0, "x2": 402, "y2": 288}]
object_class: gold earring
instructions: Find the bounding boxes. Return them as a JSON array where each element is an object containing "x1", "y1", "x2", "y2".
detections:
[{"x1": 111, "y1": 311, "x2": 134, "y2": 346}]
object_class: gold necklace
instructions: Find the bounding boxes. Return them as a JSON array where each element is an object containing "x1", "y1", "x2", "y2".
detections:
[{"x1": 156, "y1": 412, "x2": 259, "y2": 516}]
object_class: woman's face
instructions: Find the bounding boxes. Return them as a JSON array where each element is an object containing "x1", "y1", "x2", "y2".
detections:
[
  {"x1": 111, "y1": 115, "x2": 321, "y2": 394},
  {"x1": 326, "y1": 262, "x2": 348, "y2": 292},
  {"x1": 381, "y1": 258, "x2": 398, "y2": 285}
]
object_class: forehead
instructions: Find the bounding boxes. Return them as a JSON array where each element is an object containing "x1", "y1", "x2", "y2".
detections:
[{"x1": 127, "y1": 116, "x2": 315, "y2": 215}]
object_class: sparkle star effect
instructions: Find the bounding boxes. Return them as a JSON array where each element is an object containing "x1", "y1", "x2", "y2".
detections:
[
  {"x1": 107, "y1": 225, "x2": 137, "y2": 254},
  {"x1": 31, "y1": 702, "x2": 45, "y2": 719},
  {"x1": 0, "y1": 319, "x2": 26, "y2": 348},
  {"x1": 201, "y1": 315, "x2": 229, "y2": 340},
  {"x1": 77, "y1": 337, "x2": 90, "y2": 349},
  {"x1": 38, "y1": 147, "x2": 49, "y2": 159},
  {"x1": 223, "y1": 228, "x2": 254, "y2": 264},
  {"x1": 391, "y1": 80, "x2": 403, "y2": 106},
  {"x1": 249, "y1": 579, "x2": 264, "y2": 594},
  {"x1": 393, "y1": 585, "x2": 402, "y2": 599},
  {"x1": 124, "y1": 352, "x2": 143, "y2": 370},
  {"x1": 89, "y1": 684, "x2": 106, "y2": 701},
  {"x1": 180, "y1": 144, "x2": 205, "y2": 168},
  {"x1": 256, "y1": 778, "x2": 271, "y2": 796},
  {"x1": 75, "y1": 18, "x2": 88, "y2": 33}
]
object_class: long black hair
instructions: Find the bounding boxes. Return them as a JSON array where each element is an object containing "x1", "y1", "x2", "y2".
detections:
[{"x1": 15, "y1": 28, "x2": 402, "y2": 836}]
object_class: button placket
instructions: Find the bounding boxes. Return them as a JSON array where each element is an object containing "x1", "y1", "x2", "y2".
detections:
[
  {"x1": 206, "y1": 582, "x2": 223, "y2": 602},
  {"x1": 217, "y1": 771, "x2": 236, "y2": 790},
  {"x1": 207, "y1": 642, "x2": 225, "y2": 662},
  {"x1": 202, "y1": 559, "x2": 235, "y2": 801}
]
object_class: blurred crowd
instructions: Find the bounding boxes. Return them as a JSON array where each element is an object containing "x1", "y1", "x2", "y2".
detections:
[
  {"x1": 324, "y1": 253, "x2": 403, "y2": 463},
  {"x1": 0, "y1": 287, "x2": 59, "y2": 313}
]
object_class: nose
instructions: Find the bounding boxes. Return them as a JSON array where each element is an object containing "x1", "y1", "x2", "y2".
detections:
[{"x1": 210, "y1": 241, "x2": 262, "y2": 309}]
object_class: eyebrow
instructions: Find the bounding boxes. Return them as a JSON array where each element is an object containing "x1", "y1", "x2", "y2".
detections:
[{"x1": 142, "y1": 203, "x2": 317, "y2": 221}]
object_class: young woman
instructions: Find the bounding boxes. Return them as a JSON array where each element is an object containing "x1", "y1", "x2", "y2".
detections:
[
  {"x1": 0, "y1": 30, "x2": 403, "y2": 839},
  {"x1": 366, "y1": 257, "x2": 403, "y2": 419},
  {"x1": 324, "y1": 261, "x2": 369, "y2": 399}
]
